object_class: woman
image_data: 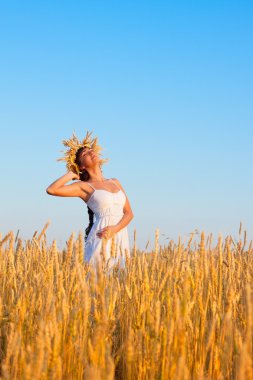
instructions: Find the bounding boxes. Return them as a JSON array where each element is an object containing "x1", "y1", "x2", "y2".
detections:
[{"x1": 46, "y1": 131, "x2": 134, "y2": 271}]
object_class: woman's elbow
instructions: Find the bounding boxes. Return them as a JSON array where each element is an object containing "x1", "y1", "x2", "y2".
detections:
[
  {"x1": 124, "y1": 210, "x2": 134, "y2": 219},
  {"x1": 46, "y1": 187, "x2": 55, "y2": 195}
]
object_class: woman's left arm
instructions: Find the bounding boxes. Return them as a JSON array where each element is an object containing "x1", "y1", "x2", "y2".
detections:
[
  {"x1": 112, "y1": 178, "x2": 134, "y2": 233},
  {"x1": 96, "y1": 178, "x2": 134, "y2": 238}
]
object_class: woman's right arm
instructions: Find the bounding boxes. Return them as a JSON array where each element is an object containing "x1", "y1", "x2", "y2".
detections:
[{"x1": 46, "y1": 171, "x2": 83, "y2": 197}]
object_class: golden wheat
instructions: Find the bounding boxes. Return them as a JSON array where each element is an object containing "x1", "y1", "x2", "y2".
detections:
[{"x1": 0, "y1": 223, "x2": 253, "y2": 379}]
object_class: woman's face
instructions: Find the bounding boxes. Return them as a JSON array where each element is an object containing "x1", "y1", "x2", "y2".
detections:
[{"x1": 79, "y1": 147, "x2": 99, "y2": 169}]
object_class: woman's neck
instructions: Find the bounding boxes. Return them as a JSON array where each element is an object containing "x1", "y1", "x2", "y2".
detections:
[{"x1": 86, "y1": 167, "x2": 107, "y2": 182}]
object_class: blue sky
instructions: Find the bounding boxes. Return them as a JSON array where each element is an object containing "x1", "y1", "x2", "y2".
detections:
[{"x1": 0, "y1": 1, "x2": 252, "y2": 250}]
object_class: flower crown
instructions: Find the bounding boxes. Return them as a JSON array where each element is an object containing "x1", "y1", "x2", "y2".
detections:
[{"x1": 57, "y1": 130, "x2": 110, "y2": 175}]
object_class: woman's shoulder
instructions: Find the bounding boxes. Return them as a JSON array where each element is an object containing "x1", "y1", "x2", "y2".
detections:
[
  {"x1": 78, "y1": 180, "x2": 95, "y2": 193},
  {"x1": 111, "y1": 177, "x2": 120, "y2": 184},
  {"x1": 111, "y1": 178, "x2": 124, "y2": 190}
]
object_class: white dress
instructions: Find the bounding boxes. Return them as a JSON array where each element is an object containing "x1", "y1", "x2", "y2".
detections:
[{"x1": 84, "y1": 179, "x2": 130, "y2": 270}]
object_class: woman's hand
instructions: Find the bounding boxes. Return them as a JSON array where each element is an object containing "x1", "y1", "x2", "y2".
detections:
[
  {"x1": 96, "y1": 225, "x2": 117, "y2": 240},
  {"x1": 69, "y1": 171, "x2": 80, "y2": 180}
]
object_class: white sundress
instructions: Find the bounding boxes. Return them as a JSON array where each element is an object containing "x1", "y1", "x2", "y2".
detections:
[{"x1": 84, "y1": 179, "x2": 130, "y2": 271}]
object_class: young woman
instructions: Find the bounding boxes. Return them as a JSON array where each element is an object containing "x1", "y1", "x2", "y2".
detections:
[{"x1": 46, "y1": 132, "x2": 134, "y2": 270}]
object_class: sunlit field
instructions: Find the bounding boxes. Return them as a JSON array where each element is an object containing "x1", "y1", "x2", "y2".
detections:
[{"x1": 0, "y1": 222, "x2": 252, "y2": 379}]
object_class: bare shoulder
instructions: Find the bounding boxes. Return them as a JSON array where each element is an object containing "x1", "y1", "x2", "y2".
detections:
[
  {"x1": 111, "y1": 177, "x2": 127, "y2": 197},
  {"x1": 111, "y1": 178, "x2": 124, "y2": 190},
  {"x1": 111, "y1": 178, "x2": 134, "y2": 216},
  {"x1": 79, "y1": 180, "x2": 93, "y2": 192}
]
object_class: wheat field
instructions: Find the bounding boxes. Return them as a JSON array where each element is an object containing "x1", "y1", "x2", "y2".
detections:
[{"x1": 0, "y1": 222, "x2": 252, "y2": 379}]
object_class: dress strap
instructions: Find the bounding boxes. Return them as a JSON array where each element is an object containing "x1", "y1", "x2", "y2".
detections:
[
  {"x1": 86, "y1": 182, "x2": 96, "y2": 190},
  {"x1": 110, "y1": 179, "x2": 121, "y2": 190}
]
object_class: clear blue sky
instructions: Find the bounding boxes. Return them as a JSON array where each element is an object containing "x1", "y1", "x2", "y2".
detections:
[{"x1": 0, "y1": 1, "x2": 252, "y2": 250}]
